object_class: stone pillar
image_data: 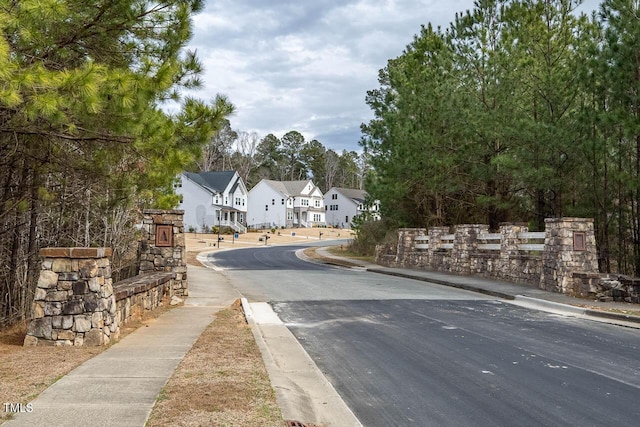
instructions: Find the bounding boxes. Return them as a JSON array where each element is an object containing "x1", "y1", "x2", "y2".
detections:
[
  {"x1": 451, "y1": 225, "x2": 488, "y2": 274},
  {"x1": 24, "y1": 248, "x2": 119, "y2": 347},
  {"x1": 427, "y1": 226, "x2": 450, "y2": 270},
  {"x1": 541, "y1": 218, "x2": 599, "y2": 294},
  {"x1": 498, "y1": 223, "x2": 529, "y2": 280},
  {"x1": 139, "y1": 209, "x2": 188, "y2": 296},
  {"x1": 396, "y1": 228, "x2": 425, "y2": 267}
]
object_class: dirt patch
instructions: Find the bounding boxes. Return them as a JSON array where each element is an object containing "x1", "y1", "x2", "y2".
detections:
[
  {"x1": 0, "y1": 303, "x2": 175, "y2": 423},
  {"x1": 185, "y1": 250, "x2": 204, "y2": 267},
  {"x1": 146, "y1": 300, "x2": 283, "y2": 427}
]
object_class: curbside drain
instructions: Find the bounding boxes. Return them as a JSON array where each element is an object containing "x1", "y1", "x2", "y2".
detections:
[{"x1": 285, "y1": 421, "x2": 325, "y2": 427}]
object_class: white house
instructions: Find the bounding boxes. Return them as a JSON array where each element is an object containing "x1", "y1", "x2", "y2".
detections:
[
  {"x1": 176, "y1": 171, "x2": 248, "y2": 233},
  {"x1": 323, "y1": 187, "x2": 381, "y2": 228},
  {"x1": 247, "y1": 179, "x2": 325, "y2": 228}
]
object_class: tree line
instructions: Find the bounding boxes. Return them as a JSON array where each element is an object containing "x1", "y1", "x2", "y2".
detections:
[
  {"x1": 361, "y1": 0, "x2": 640, "y2": 275},
  {"x1": 0, "y1": 1, "x2": 233, "y2": 326},
  {"x1": 192, "y1": 123, "x2": 368, "y2": 193}
]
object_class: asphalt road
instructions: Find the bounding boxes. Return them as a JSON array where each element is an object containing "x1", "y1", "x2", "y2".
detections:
[
  {"x1": 207, "y1": 244, "x2": 640, "y2": 426},
  {"x1": 207, "y1": 243, "x2": 490, "y2": 302}
]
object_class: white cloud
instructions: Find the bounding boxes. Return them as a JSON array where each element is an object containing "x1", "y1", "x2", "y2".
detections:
[{"x1": 184, "y1": 0, "x2": 598, "y2": 151}]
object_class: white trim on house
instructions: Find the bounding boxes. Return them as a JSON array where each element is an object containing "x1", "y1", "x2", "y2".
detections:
[
  {"x1": 323, "y1": 187, "x2": 380, "y2": 229},
  {"x1": 176, "y1": 171, "x2": 248, "y2": 233},
  {"x1": 247, "y1": 179, "x2": 325, "y2": 228}
]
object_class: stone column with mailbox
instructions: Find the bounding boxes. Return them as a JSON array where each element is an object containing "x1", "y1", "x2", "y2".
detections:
[
  {"x1": 24, "y1": 248, "x2": 118, "y2": 346},
  {"x1": 541, "y1": 217, "x2": 599, "y2": 294},
  {"x1": 138, "y1": 209, "x2": 188, "y2": 296}
]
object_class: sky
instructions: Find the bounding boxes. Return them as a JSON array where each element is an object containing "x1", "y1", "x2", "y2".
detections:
[{"x1": 186, "y1": 0, "x2": 599, "y2": 153}]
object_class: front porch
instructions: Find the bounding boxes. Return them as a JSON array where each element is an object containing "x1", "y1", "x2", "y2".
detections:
[
  {"x1": 216, "y1": 207, "x2": 247, "y2": 233},
  {"x1": 292, "y1": 207, "x2": 325, "y2": 228}
]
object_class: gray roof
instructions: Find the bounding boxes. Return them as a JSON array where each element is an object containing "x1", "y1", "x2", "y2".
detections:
[
  {"x1": 334, "y1": 187, "x2": 367, "y2": 203},
  {"x1": 184, "y1": 171, "x2": 236, "y2": 194},
  {"x1": 261, "y1": 179, "x2": 314, "y2": 196}
]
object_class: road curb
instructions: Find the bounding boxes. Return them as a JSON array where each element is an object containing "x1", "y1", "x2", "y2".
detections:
[
  {"x1": 240, "y1": 298, "x2": 363, "y2": 427},
  {"x1": 584, "y1": 308, "x2": 640, "y2": 323},
  {"x1": 513, "y1": 295, "x2": 587, "y2": 315},
  {"x1": 306, "y1": 248, "x2": 640, "y2": 326},
  {"x1": 365, "y1": 268, "x2": 516, "y2": 300}
]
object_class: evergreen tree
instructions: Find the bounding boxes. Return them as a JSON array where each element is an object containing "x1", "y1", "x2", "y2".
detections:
[{"x1": 0, "y1": 0, "x2": 233, "y2": 325}]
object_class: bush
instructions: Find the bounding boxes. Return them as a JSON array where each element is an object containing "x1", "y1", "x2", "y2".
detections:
[{"x1": 350, "y1": 217, "x2": 397, "y2": 256}]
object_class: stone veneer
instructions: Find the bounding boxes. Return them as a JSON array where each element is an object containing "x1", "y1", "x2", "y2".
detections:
[
  {"x1": 377, "y1": 218, "x2": 600, "y2": 297},
  {"x1": 114, "y1": 272, "x2": 174, "y2": 325},
  {"x1": 24, "y1": 248, "x2": 119, "y2": 347},
  {"x1": 138, "y1": 209, "x2": 188, "y2": 296},
  {"x1": 540, "y1": 218, "x2": 599, "y2": 294}
]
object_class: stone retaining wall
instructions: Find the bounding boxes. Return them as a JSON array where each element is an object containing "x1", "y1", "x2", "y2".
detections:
[
  {"x1": 378, "y1": 218, "x2": 601, "y2": 297},
  {"x1": 24, "y1": 248, "x2": 119, "y2": 347},
  {"x1": 114, "y1": 272, "x2": 174, "y2": 325}
]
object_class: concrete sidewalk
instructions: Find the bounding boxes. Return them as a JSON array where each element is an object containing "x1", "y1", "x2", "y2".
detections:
[
  {"x1": 315, "y1": 247, "x2": 640, "y2": 327},
  {"x1": 5, "y1": 266, "x2": 240, "y2": 427}
]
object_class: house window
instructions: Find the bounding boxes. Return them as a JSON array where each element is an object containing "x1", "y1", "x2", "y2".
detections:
[
  {"x1": 287, "y1": 211, "x2": 293, "y2": 220},
  {"x1": 301, "y1": 199, "x2": 309, "y2": 206},
  {"x1": 332, "y1": 194, "x2": 337, "y2": 200},
  {"x1": 315, "y1": 200, "x2": 320, "y2": 208},
  {"x1": 345, "y1": 216, "x2": 349, "y2": 223},
  {"x1": 224, "y1": 197, "x2": 228, "y2": 205},
  {"x1": 313, "y1": 214, "x2": 321, "y2": 222},
  {"x1": 281, "y1": 199, "x2": 285, "y2": 205},
  {"x1": 215, "y1": 196, "x2": 220, "y2": 204},
  {"x1": 265, "y1": 205, "x2": 268, "y2": 211},
  {"x1": 272, "y1": 199, "x2": 275, "y2": 205}
]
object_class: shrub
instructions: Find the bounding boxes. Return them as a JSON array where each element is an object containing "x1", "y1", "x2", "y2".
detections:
[{"x1": 350, "y1": 217, "x2": 397, "y2": 256}]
